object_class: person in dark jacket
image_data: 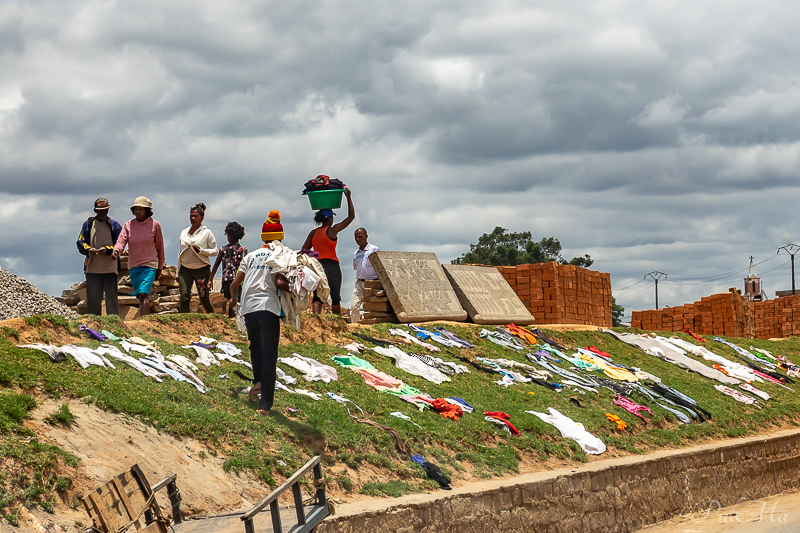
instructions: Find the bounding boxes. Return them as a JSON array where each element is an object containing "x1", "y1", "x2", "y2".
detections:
[{"x1": 76, "y1": 198, "x2": 123, "y2": 315}]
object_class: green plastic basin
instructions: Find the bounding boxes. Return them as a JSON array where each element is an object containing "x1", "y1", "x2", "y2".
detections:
[{"x1": 303, "y1": 189, "x2": 345, "y2": 210}]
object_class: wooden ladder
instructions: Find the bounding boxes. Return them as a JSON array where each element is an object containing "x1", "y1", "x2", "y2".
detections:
[{"x1": 241, "y1": 456, "x2": 328, "y2": 533}]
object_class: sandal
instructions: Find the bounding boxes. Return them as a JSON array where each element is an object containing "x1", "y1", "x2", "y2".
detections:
[{"x1": 256, "y1": 409, "x2": 271, "y2": 417}]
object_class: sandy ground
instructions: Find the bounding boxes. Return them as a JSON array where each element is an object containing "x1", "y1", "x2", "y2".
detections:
[
  {"x1": 638, "y1": 491, "x2": 800, "y2": 533},
  {"x1": 14, "y1": 398, "x2": 269, "y2": 533},
  {"x1": 12, "y1": 402, "x2": 800, "y2": 533}
]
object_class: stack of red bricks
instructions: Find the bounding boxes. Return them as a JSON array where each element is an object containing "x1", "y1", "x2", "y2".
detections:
[
  {"x1": 753, "y1": 295, "x2": 800, "y2": 338},
  {"x1": 494, "y1": 261, "x2": 612, "y2": 327},
  {"x1": 632, "y1": 289, "x2": 755, "y2": 338},
  {"x1": 752, "y1": 298, "x2": 781, "y2": 339},
  {"x1": 632, "y1": 291, "x2": 800, "y2": 339}
]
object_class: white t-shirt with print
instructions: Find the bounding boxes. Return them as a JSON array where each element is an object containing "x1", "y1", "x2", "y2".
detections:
[{"x1": 238, "y1": 247, "x2": 282, "y2": 317}]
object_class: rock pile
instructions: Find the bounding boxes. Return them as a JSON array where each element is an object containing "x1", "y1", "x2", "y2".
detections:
[{"x1": 0, "y1": 267, "x2": 79, "y2": 321}]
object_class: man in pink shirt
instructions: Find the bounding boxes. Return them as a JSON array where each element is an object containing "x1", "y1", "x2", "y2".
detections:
[{"x1": 112, "y1": 196, "x2": 165, "y2": 317}]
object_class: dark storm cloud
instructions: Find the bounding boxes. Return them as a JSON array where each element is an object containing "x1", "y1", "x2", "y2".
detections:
[{"x1": 2, "y1": 0, "x2": 800, "y2": 315}]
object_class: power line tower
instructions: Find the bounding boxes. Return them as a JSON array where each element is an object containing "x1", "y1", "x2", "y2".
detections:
[
  {"x1": 644, "y1": 271, "x2": 667, "y2": 309},
  {"x1": 777, "y1": 244, "x2": 800, "y2": 295}
]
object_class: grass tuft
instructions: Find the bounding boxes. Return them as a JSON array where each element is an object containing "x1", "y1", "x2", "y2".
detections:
[
  {"x1": 0, "y1": 327, "x2": 18, "y2": 340},
  {"x1": 44, "y1": 404, "x2": 77, "y2": 429}
]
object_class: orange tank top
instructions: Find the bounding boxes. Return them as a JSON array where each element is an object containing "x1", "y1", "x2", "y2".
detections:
[{"x1": 312, "y1": 227, "x2": 339, "y2": 262}]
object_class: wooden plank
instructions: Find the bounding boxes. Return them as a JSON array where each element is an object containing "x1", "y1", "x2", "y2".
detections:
[
  {"x1": 292, "y1": 483, "x2": 305, "y2": 526},
  {"x1": 120, "y1": 471, "x2": 150, "y2": 517},
  {"x1": 362, "y1": 311, "x2": 396, "y2": 319},
  {"x1": 96, "y1": 482, "x2": 127, "y2": 532},
  {"x1": 132, "y1": 465, "x2": 168, "y2": 526},
  {"x1": 84, "y1": 494, "x2": 109, "y2": 533},
  {"x1": 357, "y1": 317, "x2": 399, "y2": 325},
  {"x1": 363, "y1": 289, "x2": 386, "y2": 298},
  {"x1": 363, "y1": 302, "x2": 392, "y2": 312},
  {"x1": 149, "y1": 473, "x2": 177, "y2": 494},
  {"x1": 112, "y1": 478, "x2": 141, "y2": 530},
  {"x1": 270, "y1": 500, "x2": 282, "y2": 533}
]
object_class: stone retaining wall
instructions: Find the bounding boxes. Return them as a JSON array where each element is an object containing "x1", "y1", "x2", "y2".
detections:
[{"x1": 318, "y1": 429, "x2": 800, "y2": 533}]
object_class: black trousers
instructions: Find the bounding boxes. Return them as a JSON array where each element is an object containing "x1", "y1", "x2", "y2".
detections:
[
  {"x1": 312, "y1": 258, "x2": 342, "y2": 306},
  {"x1": 243, "y1": 310, "x2": 281, "y2": 411},
  {"x1": 178, "y1": 265, "x2": 214, "y2": 313},
  {"x1": 85, "y1": 273, "x2": 119, "y2": 316}
]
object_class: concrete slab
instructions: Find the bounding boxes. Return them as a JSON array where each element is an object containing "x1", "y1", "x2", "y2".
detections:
[
  {"x1": 442, "y1": 264, "x2": 534, "y2": 325},
  {"x1": 369, "y1": 252, "x2": 467, "y2": 322}
]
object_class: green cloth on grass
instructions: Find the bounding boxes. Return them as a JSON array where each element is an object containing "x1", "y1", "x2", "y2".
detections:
[{"x1": 332, "y1": 355, "x2": 375, "y2": 369}]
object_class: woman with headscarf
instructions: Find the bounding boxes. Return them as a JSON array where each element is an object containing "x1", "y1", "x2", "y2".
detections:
[
  {"x1": 112, "y1": 196, "x2": 165, "y2": 317},
  {"x1": 301, "y1": 188, "x2": 355, "y2": 315},
  {"x1": 177, "y1": 203, "x2": 218, "y2": 313},
  {"x1": 229, "y1": 210, "x2": 290, "y2": 416}
]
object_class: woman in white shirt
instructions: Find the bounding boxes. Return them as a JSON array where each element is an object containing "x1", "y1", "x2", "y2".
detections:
[{"x1": 178, "y1": 203, "x2": 218, "y2": 313}]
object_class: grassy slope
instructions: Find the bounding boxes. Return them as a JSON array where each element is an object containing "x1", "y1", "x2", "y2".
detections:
[{"x1": 2, "y1": 314, "x2": 800, "y2": 521}]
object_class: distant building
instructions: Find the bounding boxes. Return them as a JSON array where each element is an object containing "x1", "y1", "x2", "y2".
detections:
[{"x1": 744, "y1": 256, "x2": 765, "y2": 301}]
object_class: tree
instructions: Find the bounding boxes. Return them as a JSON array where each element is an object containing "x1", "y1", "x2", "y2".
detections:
[
  {"x1": 452, "y1": 227, "x2": 594, "y2": 268},
  {"x1": 612, "y1": 297, "x2": 625, "y2": 327}
]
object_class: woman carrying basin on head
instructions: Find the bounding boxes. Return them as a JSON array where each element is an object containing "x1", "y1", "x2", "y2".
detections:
[{"x1": 301, "y1": 188, "x2": 355, "y2": 316}]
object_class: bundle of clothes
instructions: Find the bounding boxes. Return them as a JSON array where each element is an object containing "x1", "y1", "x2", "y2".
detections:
[{"x1": 302, "y1": 174, "x2": 345, "y2": 193}]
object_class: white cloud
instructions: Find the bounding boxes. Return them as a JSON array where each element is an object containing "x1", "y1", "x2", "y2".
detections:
[{"x1": 631, "y1": 94, "x2": 691, "y2": 127}]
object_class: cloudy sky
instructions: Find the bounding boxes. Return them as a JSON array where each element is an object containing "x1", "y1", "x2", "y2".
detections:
[{"x1": 2, "y1": 0, "x2": 800, "y2": 317}]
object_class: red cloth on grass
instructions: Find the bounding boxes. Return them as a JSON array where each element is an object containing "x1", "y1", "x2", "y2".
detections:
[
  {"x1": 417, "y1": 396, "x2": 464, "y2": 421},
  {"x1": 586, "y1": 346, "x2": 611, "y2": 358},
  {"x1": 483, "y1": 411, "x2": 520, "y2": 435},
  {"x1": 683, "y1": 329, "x2": 706, "y2": 342}
]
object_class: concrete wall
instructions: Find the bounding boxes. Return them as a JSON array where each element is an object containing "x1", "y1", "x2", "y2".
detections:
[{"x1": 318, "y1": 429, "x2": 800, "y2": 533}]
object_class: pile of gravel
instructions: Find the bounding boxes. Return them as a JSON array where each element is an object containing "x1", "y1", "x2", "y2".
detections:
[{"x1": 0, "y1": 267, "x2": 78, "y2": 321}]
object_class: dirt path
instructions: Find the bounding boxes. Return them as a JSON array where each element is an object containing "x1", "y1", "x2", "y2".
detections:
[{"x1": 637, "y1": 491, "x2": 800, "y2": 533}]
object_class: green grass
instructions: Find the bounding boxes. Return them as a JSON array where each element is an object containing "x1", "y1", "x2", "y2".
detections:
[
  {"x1": 3, "y1": 314, "x2": 800, "y2": 508},
  {"x1": 44, "y1": 404, "x2": 77, "y2": 428},
  {"x1": 0, "y1": 391, "x2": 80, "y2": 518},
  {"x1": 359, "y1": 479, "x2": 433, "y2": 497},
  {"x1": 0, "y1": 327, "x2": 18, "y2": 340}
]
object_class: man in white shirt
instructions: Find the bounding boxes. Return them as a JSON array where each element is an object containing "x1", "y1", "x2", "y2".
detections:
[
  {"x1": 351, "y1": 228, "x2": 379, "y2": 323},
  {"x1": 229, "y1": 211, "x2": 290, "y2": 416}
]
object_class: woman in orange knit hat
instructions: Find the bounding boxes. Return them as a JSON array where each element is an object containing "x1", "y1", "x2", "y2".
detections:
[
  {"x1": 229, "y1": 210, "x2": 289, "y2": 416},
  {"x1": 301, "y1": 187, "x2": 355, "y2": 315}
]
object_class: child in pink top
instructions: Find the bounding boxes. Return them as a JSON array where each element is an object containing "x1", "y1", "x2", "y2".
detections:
[{"x1": 112, "y1": 197, "x2": 165, "y2": 316}]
